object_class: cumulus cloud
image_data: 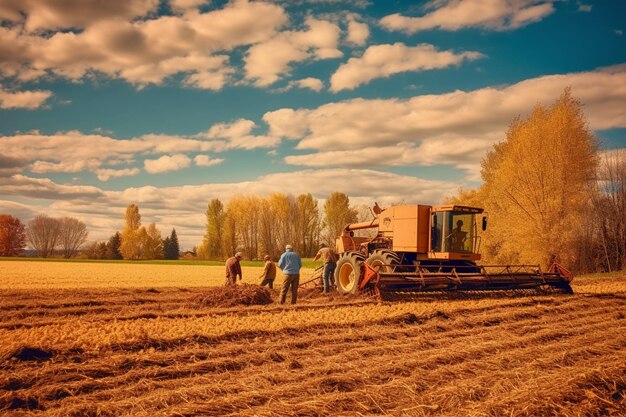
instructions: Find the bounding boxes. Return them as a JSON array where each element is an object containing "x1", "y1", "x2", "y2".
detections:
[
  {"x1": 96, "y1": 168, "x2": 141, "y2": 182},
  {"x1": 279, "y1": 77, "x2": 324, "y2": 92},
  {"x1": 267, "y1": 66, "x2": 626, "y2": 172},
  {"x1": 244, "y1": 17, "x2": 342, "y2": 86},
  {"x1": 0, "y1": 122, "x2": 280, "y2": 178},
  {"x1": 0, "y1": 87, "x2": 53, "y2": 109},
  {"x1": 194, "y1": 155, "x2": 224, "y2": 167},
  {"x1": 346, "y1": 17, "x2": 369, "y2": 45},
  {"x1": 0, "y1": 0, "x2": 158, "y2": 32},
  {"x1": 144, "y1": 154, "x2": 191, "y2": 174},
  {"x1": 0, "y1": 1, "x2": 287, "y2": 88},
  {"x1": 380, "y1": 0, "x2": 555, "y2": 33},
  {"x1": 330, "y1": 43, "x2": 484, "y2": 91},
  {"x1": 200, "y1": 119, "x2": 281, "y2": 150},
  {"x1": 284, "y1": 135, "x2": 492, "y2": 180}
]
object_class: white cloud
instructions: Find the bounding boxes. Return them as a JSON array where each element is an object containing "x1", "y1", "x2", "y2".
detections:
[
  {"x1": 275, "y1": 66, "x2": 626, "y2": 149},
  {"x1": 194, "y1": 155, "x2": 224, "y2": 167},
  {"x1": 244, "y1": 17, "x2": 342, "y2": 86},
  {"x1": 144, "y1": 154, "x2": 191, "y2": 174},
  {"x1": 96, "y1": 168, "x2": 141, "y2": 182},
  {"x1": 0, "y1": 1, "x2": 287, "y2": 88},
  {"x1": 284, "y1": 135, "x2": 492, "y2": 180},
  {"x1": 330, "y1": 43, "x2": 484, "y2": 92},
  {"x1": 0, "y1": 121, "x2": 280, "y2": 177},
  {"x1": 200, "y1": 119, "x2": 281, "y2": 150},
  {"x1": 0, "y1": 87, "x2": 52, "y2": 109},
  {"x1": 0, "y1": 0, "x2": 158, "y2": 32},
  {"x1": 279, "y1": 77, "x2": 324, "y2": 92},
  {"x1": 577, "y1": 4, "x2": 592, "y2": 13},
  {"x1": 380, "y1": 0, "x2": 555, "y2": 33},
  {"x1": 170, "y1": 0, "x2": 207, "y2": 13},
  {"x1": 346, "y1": 17, "x2": 369, "y2": 45}
]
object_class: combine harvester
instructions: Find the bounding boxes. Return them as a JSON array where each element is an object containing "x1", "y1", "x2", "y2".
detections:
[{"x1": 333, "y1": 203, "x2": 573, "y2": 297}]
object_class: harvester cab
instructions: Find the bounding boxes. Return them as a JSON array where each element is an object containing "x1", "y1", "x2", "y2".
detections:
[{"x1": 333, "y1": 203, "x2": 573, "y2": 297}]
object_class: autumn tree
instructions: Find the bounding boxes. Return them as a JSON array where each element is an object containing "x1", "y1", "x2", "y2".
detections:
[
  {"x1": 0, "y1": 214, "x2": 26, "y2": 257},
  {"x1": 141, "y1": 223, "x2": 163, "y2": 260},
  {"x1": 199, "y1": 199, "x2": 225, "y2": 260},
  {"x1": 106, "y1": 232, "x2": 122, "y2": 260},
  {"x1": 323, "y1": 192, "x2": 358, "y2": 248},
  {"x1": 294, "y1": 193, "x2": 321, "y2": 257},
  {"x1": 26, "y1": 215, "x2": 61, "y2": 258},
  {"x1": 58, "y1": 217, "x2": 88, "y2": 258},
  {"x1": 163, "y1": 228, "x2": 180, "y2": 260},
  {"x1": 477, "y1": 88, "x2": 598, "y2": 267},
  {"x1": 83, "y1": 241, "x2": 107, "y2": 259},
  {"x1": 120, "y1": 204, "x2": 141, "y2": 260}
]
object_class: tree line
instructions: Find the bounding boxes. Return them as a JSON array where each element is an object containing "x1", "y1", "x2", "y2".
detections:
[
  {"x1": 0, "y1": 214, "x2": 88, "y2": 258},
  {"x1": 196, "y1": 192, "x2": 360, "y2": 260}
]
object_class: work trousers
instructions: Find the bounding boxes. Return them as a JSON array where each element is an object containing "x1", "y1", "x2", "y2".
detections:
[
  {"x1": 323, "y1": 262, "x2": 336, "y2": 293},
  {"x1": 225, "y1": 276, "x2": 237, "y2": 286},
  {"x1": 279, "y1": 274, "x2": 299, "y2": 304},
  {"x1": 260, "y1": 278, "x2": 274, "y2": 289}
]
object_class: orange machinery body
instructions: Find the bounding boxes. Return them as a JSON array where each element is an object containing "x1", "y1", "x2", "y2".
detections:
[{"x1": 335, "y1": 204, "x2": 483, "y2": 262}]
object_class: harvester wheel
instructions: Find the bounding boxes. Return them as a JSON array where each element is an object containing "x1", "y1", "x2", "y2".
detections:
[
  {"x1": 335, "y1": 253, "x2": 363, "y2": 294},
  {"x1": 366, "y1": 250, "x2": 399, "y2": 273}
]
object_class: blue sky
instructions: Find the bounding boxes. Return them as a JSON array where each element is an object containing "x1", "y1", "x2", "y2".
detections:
[{"x1": 0, "y1": 0, "x2": 625, "y2": 249}]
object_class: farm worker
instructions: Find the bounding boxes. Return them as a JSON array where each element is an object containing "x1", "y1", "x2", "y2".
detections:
[
  {"x1": 313, "y1": 243, "x2": 337, "y2": 293},
  {"x1": 278, "y1": 244, "x2": 302, "y2": 305},
  {"x1": 225, "y1": 252, "x2": 243, "y2": 286},
  {"x1": 448, "y1": 220, "x2": 467, "y2": 252},
  {"x1": 259, "y1": 255, "x2": 277, "y2": 289}
]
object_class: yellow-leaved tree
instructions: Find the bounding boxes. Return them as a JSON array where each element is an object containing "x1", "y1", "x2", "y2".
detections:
[
  {"x1": 478, "y1": 88, "x2": 598, "y2": 267},
  {"x1": 120, "y1": 204, "x2": 141, "y2": 260}
]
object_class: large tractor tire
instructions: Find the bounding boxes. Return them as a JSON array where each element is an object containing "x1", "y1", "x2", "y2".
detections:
[
  {"x1": 366, "y1": 250, "x2": 400, "y2": 273},
  {"x1": 335, "y1": 252, "x2": 364, "y2": 294}
]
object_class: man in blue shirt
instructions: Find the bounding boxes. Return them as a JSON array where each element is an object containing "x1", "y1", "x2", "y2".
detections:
[{"x1": 278, "y1": 244, "x2": 302, "y2": 304}]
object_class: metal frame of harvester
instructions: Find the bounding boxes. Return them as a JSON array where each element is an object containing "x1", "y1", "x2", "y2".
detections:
[{"x1": 332, "y1": 203, "x2": 574, "y2": 297}]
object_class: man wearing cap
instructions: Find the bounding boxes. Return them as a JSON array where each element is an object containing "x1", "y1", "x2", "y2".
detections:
[
  {"x1": 259, "y1": 255, "x2": 277, "y2": 289},
  {"x1": 313, "y1": 243, "x2": 337, "y2": 293},
  {"x1": 278, "y1": 244, "x2": 302, "y2": 304},
  {"x1": 225, "y1": 252, "x2": 243, "y2": 286}
]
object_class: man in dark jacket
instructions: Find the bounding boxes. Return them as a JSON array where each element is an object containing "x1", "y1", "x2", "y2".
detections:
[
  {"x1": 225, "y1": 252, "x2": 243, "y2": 286},
  {"x1": 259, "y1": 255, "x2": 277, "y2": 289}
]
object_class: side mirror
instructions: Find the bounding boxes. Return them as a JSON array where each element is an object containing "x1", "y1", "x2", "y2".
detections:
[{"x1": 482, "y1": 216, "x2": 488, "y2": 231}]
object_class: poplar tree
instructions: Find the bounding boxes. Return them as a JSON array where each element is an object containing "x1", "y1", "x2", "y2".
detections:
[{"x1": 120, "y1": 204, "x2": 141, "y2": 260}]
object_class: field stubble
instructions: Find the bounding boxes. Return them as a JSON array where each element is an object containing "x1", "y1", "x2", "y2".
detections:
[{"x1": 0, "y1": 261, "x2": 624, "y2": 416}]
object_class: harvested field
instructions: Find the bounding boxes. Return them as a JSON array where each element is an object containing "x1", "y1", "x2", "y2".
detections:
[{"x1": 0, "y1": 261, "x2": 625, "y2": 416}]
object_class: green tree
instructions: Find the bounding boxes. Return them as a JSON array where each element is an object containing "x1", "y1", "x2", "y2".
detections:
[
  {"x1": 106, "y1": 232, "x2": 122, "y2": 260},
  {"x1": 163, "y1": 228, "x2": 180, "y2": 260}
]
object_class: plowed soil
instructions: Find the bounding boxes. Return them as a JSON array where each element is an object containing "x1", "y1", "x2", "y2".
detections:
[{"x1": 1, "y1": 274, "x2": 625, "y2": 416}]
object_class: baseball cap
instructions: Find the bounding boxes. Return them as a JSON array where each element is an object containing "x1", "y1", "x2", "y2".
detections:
[
  {"x1": 235, "y1": 252, "x2": 243, "y2": 258},
  {"x1": 285, "y1": 244, "x2": 293, "y2": 250}
]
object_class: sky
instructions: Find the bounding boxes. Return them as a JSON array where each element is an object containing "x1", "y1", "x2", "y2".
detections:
[{"x1": 0, "y1": 0, "x2": 625, "y2": 250}]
